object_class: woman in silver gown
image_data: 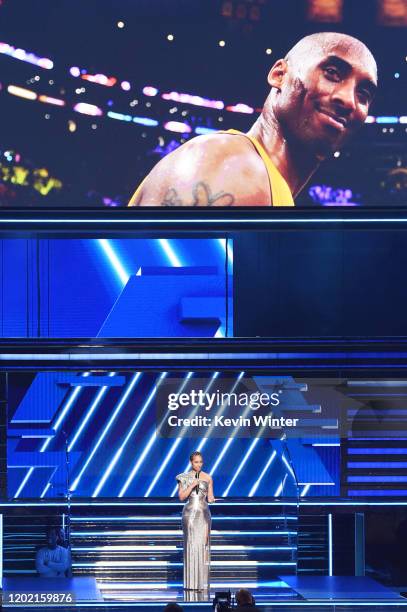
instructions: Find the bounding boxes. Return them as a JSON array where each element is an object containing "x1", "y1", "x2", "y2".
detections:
[{"x1": 176, "y1": 451, "x2": 216, "y2": 594}]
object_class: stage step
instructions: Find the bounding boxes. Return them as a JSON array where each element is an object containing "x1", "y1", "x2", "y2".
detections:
[
  {"x1": 2, "y1": 499, "x2": 300, "y2": 600},
  {"x1": 69, "y1": 500, "x2": 298, "y2": 590}
]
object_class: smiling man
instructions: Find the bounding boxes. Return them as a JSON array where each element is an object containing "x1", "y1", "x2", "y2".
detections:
[{"x1": 129, "y1": 32, "x2": 378, "y2": 207}]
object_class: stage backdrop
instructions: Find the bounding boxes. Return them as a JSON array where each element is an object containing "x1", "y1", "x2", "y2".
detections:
[
  {"x1": 6, "y1": 371, "x2": 342, "y2": 499},
  {"x1": 0, "y1": 238, "x2": 232, "y2": 338}
]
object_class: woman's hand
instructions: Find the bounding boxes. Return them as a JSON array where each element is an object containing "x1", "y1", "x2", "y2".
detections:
[{"x1": 178, "y1": 478, "x2": 199, "y2": 501}]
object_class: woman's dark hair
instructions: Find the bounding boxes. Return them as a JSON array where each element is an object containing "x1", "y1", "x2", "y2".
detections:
[{"x1": 189, "y1": 450, "x2": 203, "y2": 462}]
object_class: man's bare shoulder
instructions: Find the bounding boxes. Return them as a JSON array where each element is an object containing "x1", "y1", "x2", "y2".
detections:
[
  {"x1": 176, "y1": 131, "x2": 256, "y2": 160},
  {"x1": 129, "y1": 133, "x2": 271, "y2": 207}
]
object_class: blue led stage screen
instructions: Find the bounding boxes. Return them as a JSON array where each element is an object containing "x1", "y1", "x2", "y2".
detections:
[
  {"x1": 0, "y1": 238, "x2": 232, "y2": 337},
  {"x1": 7, "y1": 371, "x2": 342, "y2": 500}
]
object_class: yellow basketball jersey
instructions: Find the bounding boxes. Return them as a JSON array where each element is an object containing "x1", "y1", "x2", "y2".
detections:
[
  {"x1": 128, "y1": 128, "x2": 294, "y2": 207},
  {"x1": 219, "y1": 129, "x2": 294, "y2": 207}
]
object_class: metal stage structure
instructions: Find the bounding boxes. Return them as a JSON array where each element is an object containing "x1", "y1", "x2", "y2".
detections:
[{"x1": 2, "y1": 208, "x2": 407, "y2": 608}]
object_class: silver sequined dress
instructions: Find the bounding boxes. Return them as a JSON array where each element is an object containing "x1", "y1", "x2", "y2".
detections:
[{"x1": 176, "y1": 471, "x2": 211, "y2": 591}]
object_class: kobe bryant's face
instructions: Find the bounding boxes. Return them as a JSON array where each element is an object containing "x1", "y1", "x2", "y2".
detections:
[{"x1": 272, "y1": 41, "x2": 377, "y2": 158}]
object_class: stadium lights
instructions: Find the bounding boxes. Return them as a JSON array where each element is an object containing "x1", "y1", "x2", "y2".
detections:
[
  {"x1": 221, "y1": 0, "x2": 263, "y2": 22},
  {"x1": 306, "y1": 0, "x2": 343, "y2": 23},
  {"x1": 133, "y1": 116, "x2": 158, "y2": 127},
  {"x1": 378, "y1": 0, "x2": 407, "y2": 26},
  {"x1": 73, "y1": 102, "x2": 103, "y2": 116},
  {"x1": 81, "y1": 73, "x2": 117, "y2": 87},
  {"x1": 3, "y1": 36, "x2": 406, "y2": 134},
  {"x1": 225, "y1": 103, "x2": 254, "y2": 114},
  {"x1": 162, "y1": 91, "x2": 224, "y2": 110},
  {"x1": 38, "y1": 95, "x2": 65, "y2": 107},
  {"x1": 195, "y1": 126, "x2": 217, "y2": 135},
  {"x1": 143, "y1": 86, "x2": 158, "y2": 97},
  {"x1": 7, "y1": 85, "x2": 37, "y2": 100},
  {"x1": 6, "y1": 37, "x2": 399, "y2": 123},
  {"x1": 0, "y1": 41, "x2": 53, "y2": 68},
  {"x1": 107, "y1": 111, "x2": 132, "y2": 122},
  {"x1": 5, "y1": 81, "x2": 407, "y2": 129},
  {"x1": 164, "y1": 121, "x2": 192, "y2": 133}
]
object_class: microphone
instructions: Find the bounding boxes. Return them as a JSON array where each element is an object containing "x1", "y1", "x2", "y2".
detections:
[{"x1": 194, "y1": 470, "x2": 200, "y2": 493}]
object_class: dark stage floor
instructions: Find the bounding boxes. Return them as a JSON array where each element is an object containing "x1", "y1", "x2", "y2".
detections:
[{"x1": 3, "y1": 575, "x2": 407, "y2": 610}]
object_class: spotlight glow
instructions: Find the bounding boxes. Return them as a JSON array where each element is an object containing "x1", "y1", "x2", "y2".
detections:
[
  {"x1": 38, "y1": 95, "x2": 65, "y2": 107},
  {"x1": 225, "y1": 103, "x2": 254, "y2": 114},
  {"x1": 0, "y1": 42, "x2": 53, "y2": 69},
  {"x1": 162, "y1": 91, "x2": 224, "y2": 110},
  {"x1": 143, "y1": 86, "x2": 159, "y2": 96},
  {"x1": 133, "y1": 116, "x2": 159, "y2": 127},
  {"x1": 195, "y1": 126, "x2": 217, "y2": 135},
  {"x1": 163, "y1": 121, "x2": 192, "y2": 133},
  {"x1": 69, "y1": 66, "x2": 81, "y2": 77},
  {"x1": 7, "y1": 85, "x2": 37, "y2": 100},
  {"x1": 74, "y1": 102, "x2": 103, "y2": 116},
  {"x1": 107, "y1": 111, "x2": 132, "y2": 122},
  {"x1": 81, "y1": 73, "x2": 117, "y2": 87}
]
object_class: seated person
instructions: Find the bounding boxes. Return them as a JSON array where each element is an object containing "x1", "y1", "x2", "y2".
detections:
[
  {"x1": 35, "y1": 526, "x2": 71, "y2": 578},
  {"x1": 235, "y1": 588, "x2": 258, "y2": 610}
]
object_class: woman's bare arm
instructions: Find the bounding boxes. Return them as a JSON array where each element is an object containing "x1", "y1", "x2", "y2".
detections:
[{"x1": 207, "y1": 476, "x2": 216, "y2": 503}]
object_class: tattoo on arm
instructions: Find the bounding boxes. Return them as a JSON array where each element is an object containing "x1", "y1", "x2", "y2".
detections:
[
  {"x1": 161, "y1": 181, "x2": 235, "y2": 207},
  {"x1": 161, "y1": 188, "x2": 183, "y2": 206}
]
